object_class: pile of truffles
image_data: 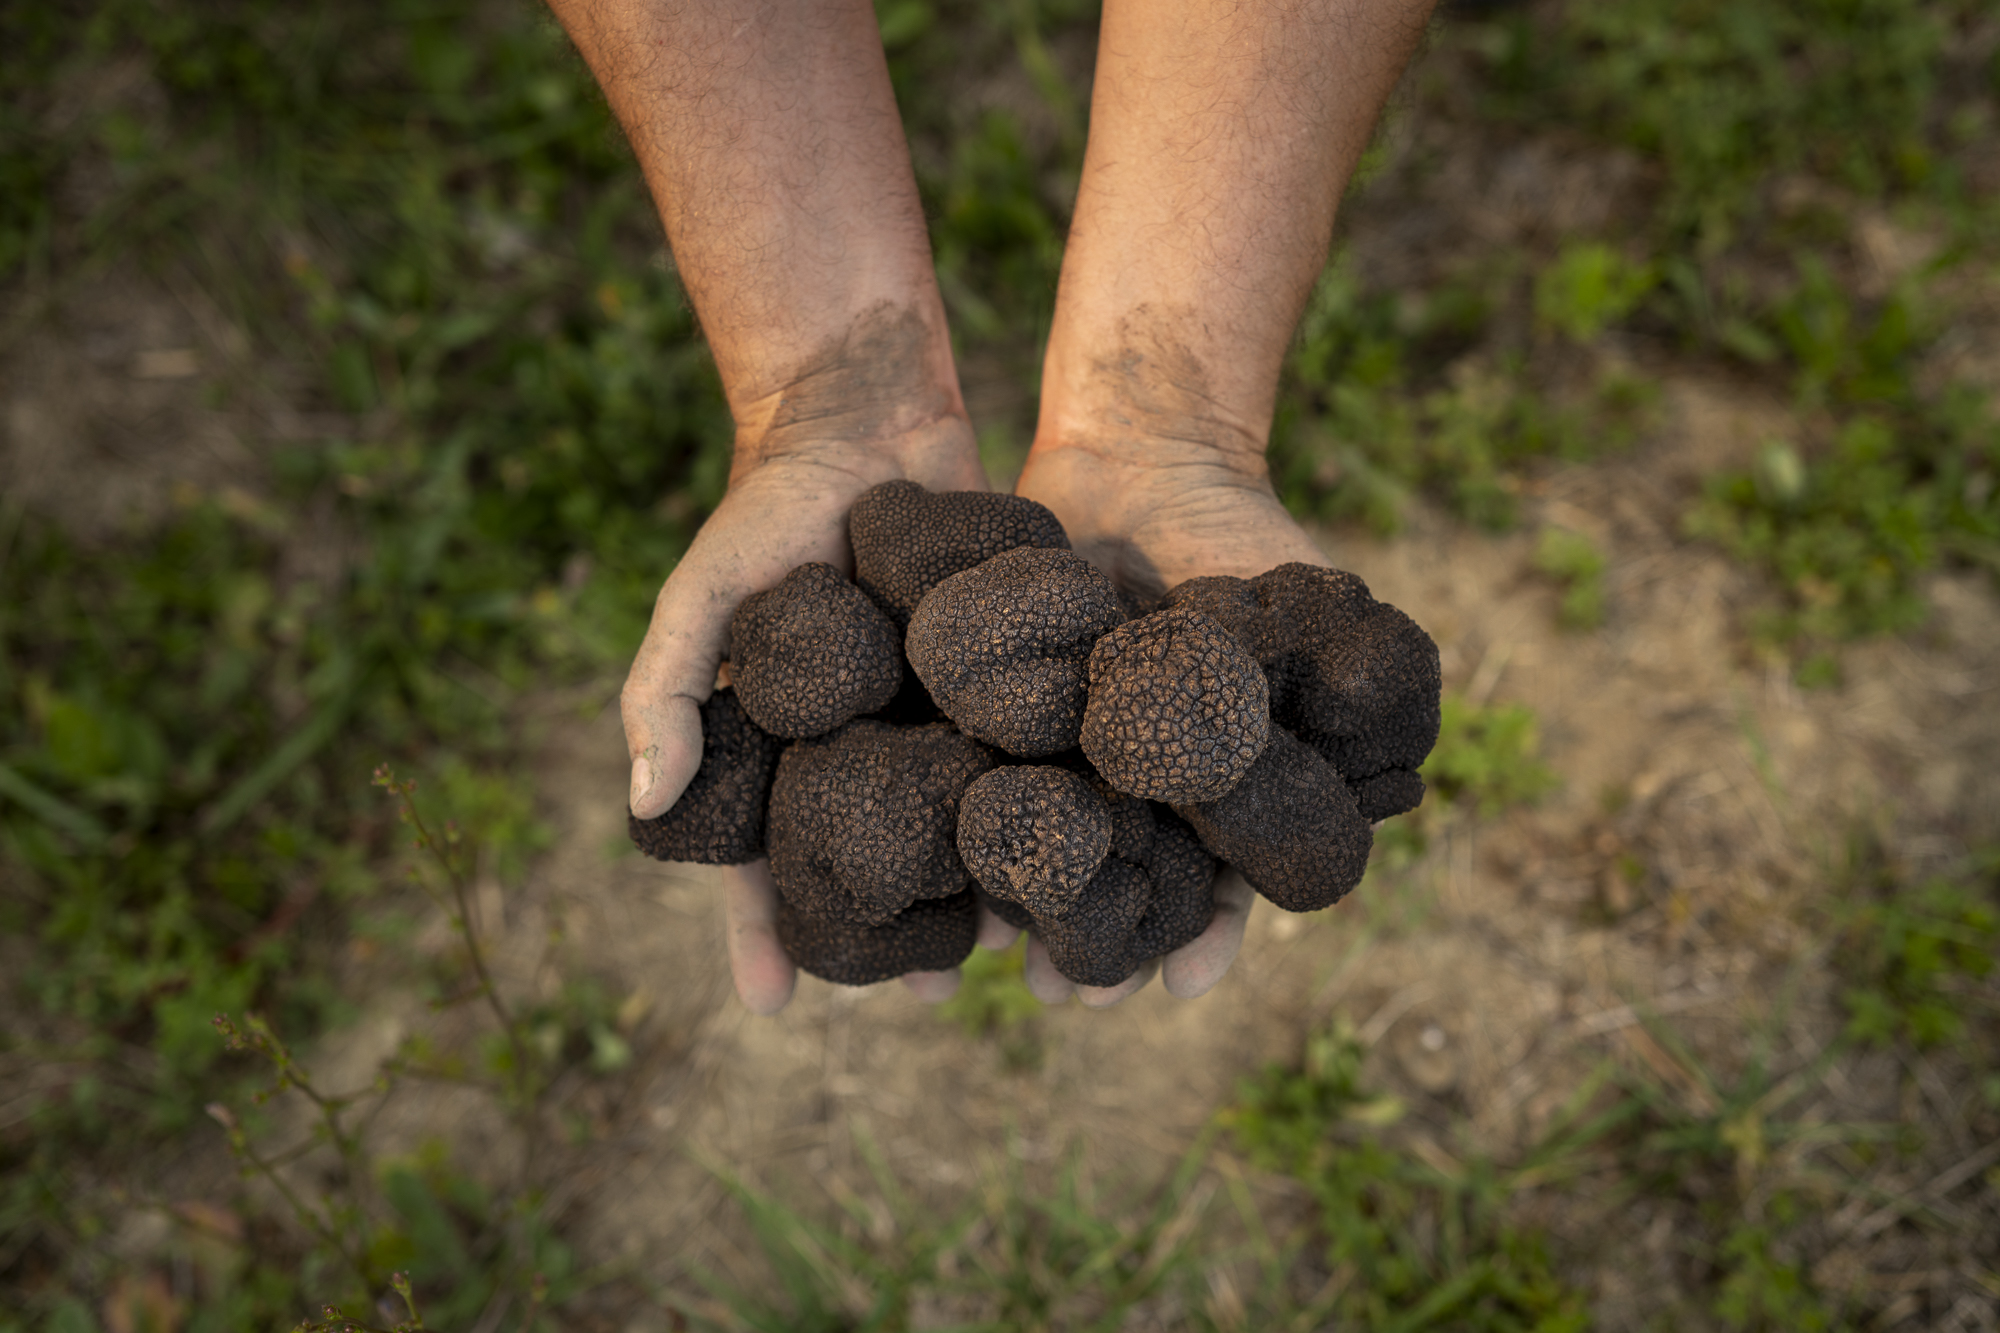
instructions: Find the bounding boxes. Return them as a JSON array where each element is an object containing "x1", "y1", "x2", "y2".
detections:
[{"x1": 630, "y1": 481, "x2": 1442, "y2": 990}]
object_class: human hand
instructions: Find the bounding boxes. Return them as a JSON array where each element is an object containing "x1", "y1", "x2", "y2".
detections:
[
  {"x1": 623, "y1": 426, "x2": 986, "y2": 1015},
  {"x1": 1008, "y1": 440, "x2": 1333, "y2": 1006}
]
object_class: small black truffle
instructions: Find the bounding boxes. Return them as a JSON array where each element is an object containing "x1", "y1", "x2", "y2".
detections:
[
  {"x1": 1123, "y1": 810, "x2": 1218, "y2": 963},
  {"x1": 1080, "y1": 608, "x2": 1271, "y2": 802},
  {"x1": 767, "y1": 720, "x2": 994, "y2": 925},
  {"x1": 1161, "y1": 564, "x2": 1439, "y2": 818},
  {"x1": 905, "y1": 547, "x2": 1126, "y2": 757},
  {"x1": 777, "y1": 890, "x2": 980, "y2": 985},
  {"x1": 628, "y1": 689, "x2": 783, "y2": 865},
  {"x1": 1037, "y1": 859, "x2": 1153, "y2": 988},
  {"x1": 848, "y1": 480, "x2": 1071, "y2": 630},
  {"x1": 957, "y1": 766, "x2": 1112, "y2": 920},
  {"x1": 980, "y1": 763, "x2": 1219, "y2": 988},
  {"x1": 1175, "y1": 727, "x2": 1372, "y2": 913},
  {"x1": 730, "y1": 562, "x2": 902, "y2": 738}
]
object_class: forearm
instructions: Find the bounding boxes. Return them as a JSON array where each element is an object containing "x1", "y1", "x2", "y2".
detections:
[
  {"x1": 1034, "y1": 0, "x2": 1436, "y2": 471},
  {"x1": 546, "y1": 0, "x2": 970, "y2": 473}
]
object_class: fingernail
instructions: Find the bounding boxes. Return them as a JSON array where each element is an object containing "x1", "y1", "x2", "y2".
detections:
[{"x1": 630, "y1": 756, "x2": 653, "y2": 809}]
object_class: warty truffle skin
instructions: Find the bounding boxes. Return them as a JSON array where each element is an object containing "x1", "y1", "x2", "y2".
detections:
[
  {"x1": 848, "y1": 480, "x2": 1072, "y2": 630},
  {"x1": 1175, "y1": 726, "x2": 1372, "y2": 913},
  {"x1": 957, "y1": 766, "x2": 1112, "y2": 921},
  {"x1": 1080, "y1": 608, "x2": 1272, "y2": 802},
  {"x1": 777, "y1": 890, "x2": 980, "y2": 985},
  {"x1": 729, "y1": 562, "x2": 903, "y2": 738},
  {"x1": 1038, "y1": 859, "x2": 1153, "y2": 987},
  {"x1": 979, "y1": 764, "x2": 1218, "y2": 987},
  {"x1": 1123, "y1": 811, "x2": 1218, "y2": 963},
  {"x1": 767, "y1": 720, "x2": 995, "y2": 925},
  {"x1": 1161, "y1": 563, "x2": 1439, "y2": 818},
  {"x1": 628, "y1": 688, "x2": 782, "y2": 865},
  {"x1": 905, "y1": 546, "x2": 1126, "y2": 757}
]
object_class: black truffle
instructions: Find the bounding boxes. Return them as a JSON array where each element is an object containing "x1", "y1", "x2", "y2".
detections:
[
  {"x1": 957, "y1": 766, "x2": 1113, "y2": 921},
  {"x1": 767, "y1": 720, "x2": 994, "y2": 925},
  {"x1": 1123, "y1": 810, "x2": 1218, "y2": 963},
  {"x1": 1037, "y1": 859, "x2": 1153, "y2": 988},
  {"x1": 1079, "y1": 608, "x2": 1271, "y2": 802},
  {"x1": 1175, "y1": 727, "x2": 1372, "y2": 913},
  {"x1": 905, "y1": 547, "x2": 1126, "y2": 757},
  {"x1": 977, "y1": 763, "x2": 1218, "y2": 988},
  {"x1": 777, "y1": 890, "x2": 980, "y2": 985},
  {"x1": 848, "y1": 480, "x2": 1071, "y2": 630},
  {"x1": 1161, "y1": 564, "x2": 1439, "y2": 818},
  {"x1": 730, "y1": 562, "x2": 902, "y2": 738},
  {"x1": 628, "y1": 689, "x2": 783, "y2": 865}
]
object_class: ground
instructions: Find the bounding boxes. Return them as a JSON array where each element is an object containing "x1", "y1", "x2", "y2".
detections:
[{"x1": 5, "y1": 6, "x2": 2000, "y2": 1326}]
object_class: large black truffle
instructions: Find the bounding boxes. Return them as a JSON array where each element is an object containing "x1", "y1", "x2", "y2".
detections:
[
  {"x1": 777, "y1": 890, "x2": 980, "y2": 985},
  {"x1": 905, "y1": 547, "x2": 1126, "y2": 756},
  {"x1": 1161, "y1": 564, "x2": 1439, "y2": 818},
  {"x1": 730, "y1": 562, "x2": 902, "y2": 738},
  {"x1": 957, "y1": 766, "x2": 1113, "y2": 921},
  {"x1": 767, "y1": 720, "x2": 994, "y2": 925},
  {"x1": 628, "y1": 689, "x2": 783, "y2": 865},
  {"x1": 1175, "y1": 727, "x2": 1372, "y2": 913},
  {"x1": 1080, "y1": 607, "x2": 1271, "y2": 802},
  {"x1": 848, "y1": 480, "x2": 1071, "y2": 630}
]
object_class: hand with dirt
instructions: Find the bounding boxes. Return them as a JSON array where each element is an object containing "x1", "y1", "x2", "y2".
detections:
[
  {"x1": 987, "y1": 0, "x2": 1434, "y2": 1007},
  {"x1": 623, "y1": 414, "x2": 987, "y2": 1015},
  {"x1": 550, "y1": 0, "x2": 1435, "y2": 1011}
]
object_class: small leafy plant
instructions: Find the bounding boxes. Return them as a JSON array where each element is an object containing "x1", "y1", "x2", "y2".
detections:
[
  {"x1": 1421, "y1": 695, "x2": 1561, "y2": 817},
  {"x1": 1532, "y1": 527, "x2": 1609, "y2": 630}
]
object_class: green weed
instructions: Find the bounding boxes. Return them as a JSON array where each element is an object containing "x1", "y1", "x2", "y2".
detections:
[
  {"x1": 678, "y1": 1142, "x2": 1217, "y2": 1331},
  {"x1": 1274, "y1": 258, "x2": 1658, "y2": 534},
  {"x1": 1532, "y1": 528, "x2": 1608, "y2": 630},
  {"x1": 937, "y1": 937, "x2": 1044, "y2": 1069},
  {"x1": 203, "y1": 769, "x2": 578, "y2": 1328},
  {"x1": 1535, "y1": 243, "x2": 1657, "y2": 344},
  {"x1": 1225, "y1": 1018, "x2": 1588, "y2": 1331},
  {"x1": 1492, "y1": 0, "x2": 1966, "y2": 244},
  {"x1": 1421, "y1": 695, "x2": 1560, "y2": 818},
  {"x1": 1838, "y1": 861, "x2": 1999, "y2": 1051},
  {"x1": 1687, "y1": 400, "x2": 1999, "y2": 656}
]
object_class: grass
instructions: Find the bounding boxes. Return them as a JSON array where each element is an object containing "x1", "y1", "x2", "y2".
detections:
[{"x1": 3, "y1": 0, "x2": 1998, "y2": 1325}]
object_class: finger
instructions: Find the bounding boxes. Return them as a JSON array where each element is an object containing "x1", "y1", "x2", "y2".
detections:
[
  {"x1": 1161, "y1": 868, "x2": 1256, "y2": 999},
  {"x1": 1077, "y1": 956, "x2": 1157, "y2": 1009},
  {"x1": 621, "y1": 480, "x2": 858, "y2": 819},
  {"x1": 622, "y1": 575, "x2": 730, "y2": 819},
  {"x1": 724, "y1": 861, "x2": 797, "y2": 1014},
  {"x1": 1022, "y1": 934, "x2": 1076, "y2": 1004},
  {"x1": 901, "y1": 968, "x2": 962, "y2": 1002},
  {"x1": 975, "y1": 900, "x2": 1022, "y2": 951}
]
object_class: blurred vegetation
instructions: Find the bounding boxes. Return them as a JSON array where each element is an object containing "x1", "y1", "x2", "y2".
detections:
[{"x1": 2, "y1": 0, "x2": 1997, "y2": 1325}]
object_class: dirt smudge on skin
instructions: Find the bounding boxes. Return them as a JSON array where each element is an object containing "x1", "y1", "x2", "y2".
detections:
[
  {"x1": 1083, "y1": 305, "x2": 1265, "y2": 469},
  {"x1": 753, "y1": 302, "x2": 959, "y2": 464}
]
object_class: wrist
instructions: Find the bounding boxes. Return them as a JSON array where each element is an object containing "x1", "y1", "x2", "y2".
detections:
[{"x1": 725, "y1": 301, "x2": 982, "y2": 490}]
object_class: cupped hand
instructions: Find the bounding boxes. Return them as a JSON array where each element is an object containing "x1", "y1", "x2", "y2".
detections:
[
  {"x1": 1009, "y1": 443, "x2": 1332, "y2": 1007},
  {"x1": 623, "y1": 430, "x2": 984, "y2": 1015}
]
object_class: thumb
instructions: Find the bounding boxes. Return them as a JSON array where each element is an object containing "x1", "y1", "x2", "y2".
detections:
[{"x1": 621, "y1": 572, "x2": 732, "y2": 819}]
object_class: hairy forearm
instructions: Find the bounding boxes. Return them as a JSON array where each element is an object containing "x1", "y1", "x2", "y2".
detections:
[
  {"x1": 546, "y1": 0, "x2": 967, "y2": 468},
  {"x1": 1036, "y1": 0, "x2": 1437, "y2": 467}
]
